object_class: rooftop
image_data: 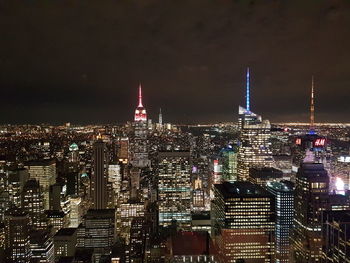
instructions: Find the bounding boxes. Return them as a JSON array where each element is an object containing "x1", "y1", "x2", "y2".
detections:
[{"x1": 214, "y1": 181, "x2": 273, "y2": 198}]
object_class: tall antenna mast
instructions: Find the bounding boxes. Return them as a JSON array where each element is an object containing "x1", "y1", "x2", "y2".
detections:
[
  {"x1": 246, "y1": 67, "x2": 250, "y2": 111},
  {"x1": 310, "y1": 76, "x2": 315, "y2": 130}
]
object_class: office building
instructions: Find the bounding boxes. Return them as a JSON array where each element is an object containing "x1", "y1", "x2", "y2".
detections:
[
  {"x1": 77, "y1": 209, "x2": 115, "y2": 262},
  {"x1": 4, "y1": 207, "x2": 31, "y2": 263},
  {"x1": 267, "y1": 181, "x2": 294, "y2": 263},
  {"x1": 29, "y1": 230, "x2": 54, "y2": 263},
  {"x1": 22, "y1": 179, "x2": 48, "y2": 230},
  {"x1": 321, "y1": 210, "x2": 350, "y2": 263},
  {"x1": 158, "y1": 151, "x2": 192, "y2": 229},
  {"x1": 25, "y1": 159, "x2": 56, "y2": 210},
  {"x1": 91, "y1": 140, "x2": 108, "y2": 209},
  {"x1": 211, "y1": 181, "x2": 275, "y2": 263},
  {"x1": 292, "y1": 162, "x2": 329, "y2": 262},
  {"x1": 249, "y1": 167, "x2": 284, "y2": 187},
  {"x1": 7, "y1": 168, "x2": 29, "y2": 208},
  {"x1": 54, "y1": 228, "x2": 78, "y2": 259}
]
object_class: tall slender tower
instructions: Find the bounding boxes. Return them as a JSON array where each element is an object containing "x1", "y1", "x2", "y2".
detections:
[
  {"x1": 159, "y1": 108, "x2": 162, "y2": 125},
  {"x1": 310, "y1": 76, "x2": 315, "y2": 130},
  {"x1": 246, "y1": 67, "x2": 250, "y2": 111}
]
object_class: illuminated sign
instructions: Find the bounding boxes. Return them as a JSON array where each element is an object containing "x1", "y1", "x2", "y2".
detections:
[
  {"x1": 314, "y1": 138, "x2": 326, "y2": 147},
  {"x1": 295, "y1": 138, "x2": 302, "y2": 145},
  {"x1": 338, "y1": 156, "x2": 350, "y2": 163}
]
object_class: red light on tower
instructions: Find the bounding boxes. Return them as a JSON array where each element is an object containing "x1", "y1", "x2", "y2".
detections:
[{"x1": 134, "y1": 84, "x2": 147, "y2": 122}]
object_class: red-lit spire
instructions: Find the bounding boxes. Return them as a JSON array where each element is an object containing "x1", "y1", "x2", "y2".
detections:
[
  {"x1": 134, "y1": 83, "x2": 147, "y2": 122},
  {"x1": 138, "y1": 83, "x2": 143, "y2": 107}
]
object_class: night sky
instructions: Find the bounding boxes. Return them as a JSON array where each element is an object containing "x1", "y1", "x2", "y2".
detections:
[{"x1": 1, "y1": 0, "x2": 350, "y2": 124}]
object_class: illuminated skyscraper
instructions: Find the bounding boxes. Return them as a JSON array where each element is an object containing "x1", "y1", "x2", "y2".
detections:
[
  {"x1": 134, "y1": 84, "x2": 147, "y2": 122},
  {"x1": 292, "y1": 162, "x2": 329, "y2": 262},
  {"x1": 91, "y1": 139, "x2": 108, "y2": 209},
  {"x1": 267, "y1": 181, "x2": 294, "y2": 263},
  {"x1": 158, "y1": 151, "x2": 192, "y2": 229},
  {"x1": 220, "y1": 145, "x2": 238, "y2": 182},
  {"x1": 22, "y1": 179, "x2": 47, "y2": 230},
  {"x1": 130, "y1": 84, "x2": 149, "y2": 168},
  {"x1": 25, "y1": 160, "x2": 56, "y2": 210},
  {"x1": 211, "y1": 181, "x2": 275, "y2": 263},
  {"x1": 4, "y1": 207, "x2": 31, "y2": 263},
  {"x1": 77, "y1": 209, "x2": 115, "y2": 262},
  {"x1": 237, "y1": 68, "x2": 273, "y2": 181}
]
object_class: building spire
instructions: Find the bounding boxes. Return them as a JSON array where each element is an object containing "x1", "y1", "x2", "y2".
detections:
[
  {"x1": 246, "y1": 67, "x2": 250, "y2": 111},
  {"x1": 138, "y1": 83, "x2": 143, "y2": 107},
  {"x1": 310, "y1": 76, "x2": 315, "y2": 130},
  {"x1": 159, "y1": 108, "x2": 163, "y2": 125}
]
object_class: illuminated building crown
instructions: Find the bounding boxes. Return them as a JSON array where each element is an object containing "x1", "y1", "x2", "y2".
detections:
[{"x1": 134, "y1": 84, "x2": 147, "y2": 122}]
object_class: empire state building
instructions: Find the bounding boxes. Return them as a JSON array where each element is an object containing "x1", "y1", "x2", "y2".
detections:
[{"x1": 130, "y1": 84, "x2": 150, "y2": 168}]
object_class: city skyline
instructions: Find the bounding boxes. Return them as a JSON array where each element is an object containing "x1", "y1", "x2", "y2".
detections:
[{"x1": 1, "y1": 0, "x2": 350, "y2": 124}]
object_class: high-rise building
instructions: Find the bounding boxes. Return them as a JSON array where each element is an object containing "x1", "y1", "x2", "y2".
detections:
[
  {"x1": 237, "y1": 68, "x2": 273, "y2": 181},
  {"x1": 292, "y1": 162, "x2": 329, "y2": 263},
  {"x1": 22, "y1": 179, "x2": 47, "y2": 230},
  {"x1": 29, "y1": 230, "x2": 54, "y2": 263},
  {"x1": 220, "y1": 145, "x2": 238, "y2": 182},
  {"x1": 211, "y1": 181, "x2": 275, "y2": 263},
  {"x1": 117, "y1": 202, "x2": 145, "y2": 244},
  {"x1": 267, "y1": 181, "x2": 294, "y2": 263},
  {"x1": 4, "y1": 207, "x2": 31, "y2": 263},
  {"x1": 7, "y1": 168, "x2": 29, "y2": 208},
  {"x1": 158, "y1": 151, "x2": 192, "y2": 230},
  {"x1": 321, "y1": 210, "x2": 350, "y2": 262},
  {"x1": 91, "y1": 140, "x2": 108, "y2": 209},
  {"x1": 108, "y1": 163, "x2": 122, "y2": 205},
  {"x1": 130, "y1": 84, "x2": 149, "y2": 168},
  {"x1": 69, "y1": 196, "x2": 83, "y2": 228},
  {"x1": 77, "y1": 209, "x2": 116, "y2": 262},
  {"x1": 117, "y1": 137, "x2": 129, "y2": 164},
  {"x1": 54, "y1": 228, "x2": 78, "y2": 259},
  {"x1": 25, "y1": 160, "x2": 56, "y2": 210}
]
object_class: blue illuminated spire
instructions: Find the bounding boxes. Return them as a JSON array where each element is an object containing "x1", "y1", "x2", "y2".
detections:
[{"x1": 246, "y1": 67, "x2": 250, "y2": 111}]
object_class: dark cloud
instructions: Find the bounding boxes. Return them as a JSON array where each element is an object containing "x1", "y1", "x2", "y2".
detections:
[{"x1": 0, "y1": 0, "x2": 349, "y2": 124}]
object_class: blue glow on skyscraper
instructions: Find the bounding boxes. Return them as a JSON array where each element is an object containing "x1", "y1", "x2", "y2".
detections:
[{"x1": 246, "y1": 67, "x2": 250, "y2": 111}]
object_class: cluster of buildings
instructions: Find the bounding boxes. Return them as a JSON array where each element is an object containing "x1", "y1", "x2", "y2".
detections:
[{"x1": 0, "y1": 72, "x2": 350, "y2": 263}]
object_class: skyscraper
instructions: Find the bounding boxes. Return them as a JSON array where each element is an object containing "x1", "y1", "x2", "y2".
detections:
[
  {"x1": 134, "y1": 84, "x2": 147, "y2": 122},
  {"x1": 77, "y1": 209, "x2": 115, "y2": 262},
  {"x1": 4, "y1": 207, "x2": 31, "y2": 263},
  {"x1": 267, "y1": 181, "x2": 294, "y2": 263},
  {"x1": 25, "y1": 159, "x2": 56, "y2": 210},
  {"x1": 321, "y1": 210, "x2": 350, "y2": 262},
  {"x1": 237, "y1": 68, "x2": 273, "y2": 181},
  {"x1": 91, "y1": 139, "x2": 108, "y2": 209},
  {"x1": 158, "y1": 151, "x2": 192, "y2": 229},
  {"x1": 211, "y1": 181, "x2": 275, "y2": 263},
  {"x1": 22, "y1": 179, "x2": 47, "y2": 230},
  {"x1": 130, "y1": 84, "x2": 149, "y2": 168},
  {"x1": 292, "y1": 162, "x2": 329, "y2": 262}
]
